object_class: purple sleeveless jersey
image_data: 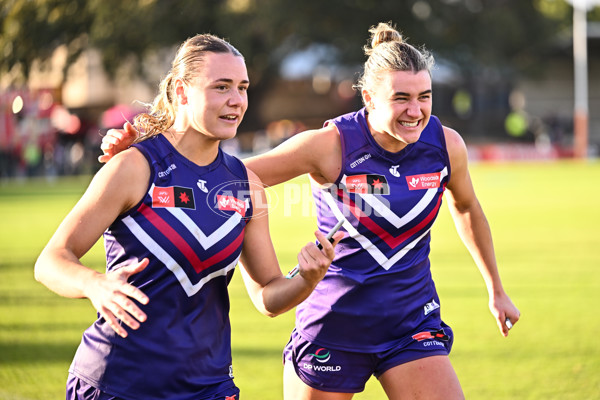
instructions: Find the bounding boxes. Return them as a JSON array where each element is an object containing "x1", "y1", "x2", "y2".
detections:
[
  {"x1": 69, "y1": 134, "x2": 251, "y2": 399},
  {"x1": 296, "y1": 108, "x2": 451, "y2": 352}
]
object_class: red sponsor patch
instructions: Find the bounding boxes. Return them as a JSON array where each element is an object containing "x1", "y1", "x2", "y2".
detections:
[
  {"x1": 152, "y1": 186, "x2": 195, "y2": 209},
  {"x1": 412, "y1": 331, "x2": 435, "y2": 341},
  {"x1": 345, "y1": 174, "x2": 390, "y2": 194},
  {"x1": 346, "y1": 175, "x2": 369, "y2": 194},
  {"x1": 412, "y1": 329, "x2": 450, "y2": 342},
  {"x1": 405, "y1": 172, "x2": 441, "y2": 190},
  {"x1": 217, "y1": 195, "x2": 247, "y2": 217}
]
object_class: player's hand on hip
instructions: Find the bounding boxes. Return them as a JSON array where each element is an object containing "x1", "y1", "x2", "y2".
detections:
[
  {"x1": 85, "y1": 258, "x2": 150, "y2": 338},
  {"x1": 98, "y1": 122, "x2": 138, "y2": 163},
  {"x1": 297, "y1": 231, "x2": 344, "y2": 286}
]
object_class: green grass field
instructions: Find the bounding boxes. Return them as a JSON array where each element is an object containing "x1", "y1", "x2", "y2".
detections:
[{"x1": 1, "y1": 160, "x2": 599, "y2": 399}]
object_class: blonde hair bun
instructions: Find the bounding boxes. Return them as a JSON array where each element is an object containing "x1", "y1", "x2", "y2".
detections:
[{"x1": 368, "y1": 22, "x2": 403, "y2": 54}]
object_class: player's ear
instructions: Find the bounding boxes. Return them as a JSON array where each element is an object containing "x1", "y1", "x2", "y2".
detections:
[
  {"x1": 362, "y1": 89, "x2": 374, "y2": 110},
  {"x1": 174, "y1": 79, "x2": 188, "y2": 105}
]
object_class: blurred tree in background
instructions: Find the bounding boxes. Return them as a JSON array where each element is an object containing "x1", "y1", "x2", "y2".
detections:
[{"x1": 1, "y1": 0, "x2": 598, "y2": 131}]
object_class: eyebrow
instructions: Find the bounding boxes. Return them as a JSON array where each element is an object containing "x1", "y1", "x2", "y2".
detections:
[
  {"x1": 393, "y1": 89, "x2": 432, "y2": 97},
  {"x1": 214, "y1": 78, "x2": 250, "y2": 85}
]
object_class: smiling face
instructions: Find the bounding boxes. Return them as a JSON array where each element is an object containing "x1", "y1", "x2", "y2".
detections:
[
  {"x1": 178, "y1": 52, "x2": 249, "y2": 141},
  {"x1": 362, "y1": 69, "x2": 432, "y2": 152}
]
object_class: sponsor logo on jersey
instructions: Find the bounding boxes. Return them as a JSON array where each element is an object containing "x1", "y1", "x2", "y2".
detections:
[
  {"x1": 424, "y1": 298, "x2": 440, "y2": 315},
  {"x1": 197, "y1": 179, "x2": 208, "y2": 193},
  {"x1": 225, "y1": 395, "x2": 237, "y2": 400},
  {"x1": 389, "y1": 165, "x2": 400, "y2": 177},
  {"x1": 344, "y1": 174, "x2": 389, "y2": 195},
  {"x1": 157, "y1": 163, "x2": 177, "y2": 178},
  {"x1": 349, "y1": 152, "x2": 371, "y2": 168},
  {"x1": 207, "y1": 180, "x2": 272, "y2": 220},
  {"x1": 152, "y1": 186, "x2": 195, "y2": 209},
  {"x1": 412, "y1": 329, "x2": 449, "y2": 342},
  {"x1": 406, "y1": 172, "x2": 442, "y2": 190},
  {"x1": 217, "y1": 195, "x2": 247, "y2": 217}
]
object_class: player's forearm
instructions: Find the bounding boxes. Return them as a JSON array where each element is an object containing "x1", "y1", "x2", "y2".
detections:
[
  {"x1": 451, "y1": 206, "x2": 505, "y2": 295},
  {"x1": 34, "y1": 247, "x2": 101, "y2": 299},
  {"x1": 252, "y1": 275, "x2": 317, "y2": 317}
]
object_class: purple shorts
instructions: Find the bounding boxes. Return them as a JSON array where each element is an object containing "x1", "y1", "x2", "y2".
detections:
[
  {"x1": 283, "y1": 323, "x2": 453, "y2": 393},
  {"x1": 66, "y1": 373, "x2": 241, "y2": 400}
]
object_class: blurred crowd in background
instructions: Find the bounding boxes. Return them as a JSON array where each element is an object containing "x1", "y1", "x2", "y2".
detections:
[{"x1": 1, "y1": 0, "x2": 598, "y2": 180}]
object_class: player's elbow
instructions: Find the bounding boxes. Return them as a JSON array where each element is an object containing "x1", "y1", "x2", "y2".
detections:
[
  {"x1": 262, "y1": 309, "x2": 280, "y2": 318},
  {"x1": 34, "y1": 256, "x2": 48, "y2": 284},
  {"x1": 34, "y1": 248, "x2": 56, "y2": 286},
  {"x1": 257, "y1": 300, "x2": 287, "y2": 318},
  {"x1": 258, "y1": 296, "x2": 294, "y2": 318}
]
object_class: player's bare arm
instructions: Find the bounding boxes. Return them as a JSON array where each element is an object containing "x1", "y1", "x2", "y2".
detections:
[
  {"x1": 443, "y1": 126, "x2": 520, "y2": 336},
  {"x1": 100, "y1": 123, "x2": 344, "y2": 188},
  {"x1": 35, "y1": 149, "x2": 151, "y2": 337},
  {"x1": 238, "y1": 169, "x2": 342, "y2": 317},
  {"x1": 244, "y1": 123, "x2": 343, "y2": 187}
]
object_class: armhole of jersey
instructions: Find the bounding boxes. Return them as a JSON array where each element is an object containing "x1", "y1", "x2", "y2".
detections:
[
  {"x1": 119, "y1": 142, "x2": 156, "y2": 218},
  {"x1": 431, "y1": 116, "x2": 452, "y2": 185},
  {"x1": 240, "y1": 160, "x2": 253, "y2": 221},
  {"x1": 222, "y1": 152, "x2": 254, "y2": 221},
  {"x1": 328, "y1": 120, "x2": 347, "y2": 186}
]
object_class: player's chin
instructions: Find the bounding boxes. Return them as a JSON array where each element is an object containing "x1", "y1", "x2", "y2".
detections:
[
  {"x1": 213, "y1": 127, "x2": 239, "y2": 141},
  {"x1": 396, "y1": 131, "x2": 422, "y2": 145}
]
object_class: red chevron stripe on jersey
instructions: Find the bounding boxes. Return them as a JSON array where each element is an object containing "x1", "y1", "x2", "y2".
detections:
[
  {"x1": 335, "y1": 186, "x2": 445, "y2": 249},
  {"x1": 138, "y1": 203, "x2": 244, "y2": 273}
]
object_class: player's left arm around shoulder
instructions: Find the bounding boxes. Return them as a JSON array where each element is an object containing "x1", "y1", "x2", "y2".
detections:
[{"x1": 238, "y1": 169, "x2": 339, "y2": 317}]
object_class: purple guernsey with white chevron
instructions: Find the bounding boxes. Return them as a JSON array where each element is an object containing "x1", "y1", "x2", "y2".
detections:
[
  {"x1": 297, "y1": 108, "x2": 451, "y2": 352},
  {"x1": 69, "y1": 134, "x2": 251, "y2": 399}
]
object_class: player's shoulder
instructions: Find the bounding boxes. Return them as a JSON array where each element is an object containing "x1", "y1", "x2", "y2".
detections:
[
  {"x1": 297, "y1": 123, "x2": 340, "y2": 144},
  {"x1": 442, "y1": 125, "x2": 467, "y2": 158},
  {"x1": 99, "y1": 146, "x2": 150, "y2": 186}
]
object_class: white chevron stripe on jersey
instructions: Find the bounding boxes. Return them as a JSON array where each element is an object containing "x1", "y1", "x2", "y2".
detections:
[
  {"x1": 322, "y1": 190, "x2": 431, "y2": 271},
  {"x1": 167, "y1": 207, "x2": 241, "y2": 250},
  {"x1": 123, "y1": 215, "x2": 238, "y2": 297},
  {"x1": 149, "y1": 183, "x2": 241, "y2": 250},
  {"x1": 341, "y1": 167, "x2": 448, "y2": 229}
]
